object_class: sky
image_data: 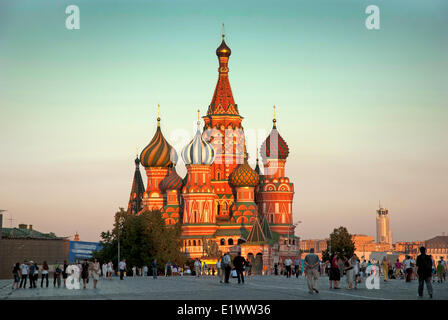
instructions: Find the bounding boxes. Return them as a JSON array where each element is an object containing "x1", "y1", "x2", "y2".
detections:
[{"x1": 0, "y1": 0, "x2": 447, "y2": 242}]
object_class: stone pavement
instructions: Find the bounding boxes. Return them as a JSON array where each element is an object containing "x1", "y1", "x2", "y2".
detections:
[{"x1": 0, "y1": 275, "x2": 446, "y2": 300}]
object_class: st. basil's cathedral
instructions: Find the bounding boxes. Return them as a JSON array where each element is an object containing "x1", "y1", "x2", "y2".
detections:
[{"x1": 126, "y1": 31, "x2": 299, "y2": 274}]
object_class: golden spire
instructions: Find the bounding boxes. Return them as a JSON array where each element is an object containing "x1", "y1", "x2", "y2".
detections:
[
  {"x1": 222, "y1": 23, "x2": 225, "y2": 40},
  {"x1": 273, "y1": 105, "x2": 277, "y2": 128},
  {"x1": 157, "y1": 104, "x2": 161, "y2": 127},
  {"x1": 197, "y1": 109, "x2": 201, "y2": 128}
]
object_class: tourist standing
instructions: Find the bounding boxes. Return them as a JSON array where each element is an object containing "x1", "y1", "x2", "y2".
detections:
[
  {"x1": 102, "y1": 262, "x2": 108, "y2": 278},
  {"x1": 437, "y1": 259, "x2": 445, "y2": 283},
  {"x1": 41, "y1": 261, "x2": 49, "y2": 288},
  {"x1": 12, "y1": 262, "x2": 21, "y2": 290},
  {"x1": 382, "y1": 257, "x2": 389, "y2": 282},
  {"x1": 62, "y1": 260, "x2": 68, "y2": 287},
  {"x1": 119, "y1": 259, "x2": 126, "y2": 280},
  {"x1": 81, "y1": 259, "x2": 89, "y2": 289},
  {"x1": 284, "y1": 257, "x2": 293, "y2": 278},
  {"x1": 233, "y1": 252, "x2": 246, "y2": 284},
  {"x1": 294, "y1": 257, "x2": 301, "y2": 278},
  {"x1": 194, "y1": 258, "x2": 201, "y2": 277},
  {"x1": 360, "y1": 258, "x2": 367, "y2": 278},
  {"x1": 90, "y1": 259, "x2": 101, "y2": 289},
  {"x1": 143, "y1": 265, "x2": 148, "y2": 277},
  {"x1": 416, "y1": 247, "x2": 433, "y2": 298},
  {"x1": 304, "y1": 248, "x2": 320, "y2": 294},
  {"x1": 132, "y1": 266, "x2": 137, "y2": 277},
  {"x1": 216, "y1": 257, "x2": 222, "y2": 278},
  {"x1": 19, "y1": 260, "x2": 28, "y2": 289},
  {"x1": 28, "y1": 261, "x2": 36, "y2": 289},
  {"x1": 343, "y1": 256, "x2": 354, "y2": 289},
  {"x1": 152, "y1": 259, "x2": 158, "y2": 279},
  {"x1": 329, "y1": 254, "x2": 341, "y2": 289},
  {"x1": 403, "y1": 256, "x2": 413, "y2": 282},
  {"x1": 53, "y1": 263, "x2": 62, "y2": 288},
  {"x1": 222, "y1": 253, "x2": 232, "y2": 284},
  {"x1": 351, "y1": 255, "x2": 360, "y2": 289}
]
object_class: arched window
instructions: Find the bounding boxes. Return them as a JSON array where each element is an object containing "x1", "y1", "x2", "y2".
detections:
[
  {"x1": 198, "y1": 240, "x2": 201, "y2": 245},
  {"x1": 220, "y1": 238, "x2": 225, "y2": 245},
  {"x1": 188, "y1": 240, "x2": 191, "y2": 246},
  {"x1": 193, "y1": 240, "x2": 196, "y2": 246},
  {"x1": 284, "y1": 240, "x2": 287, "y2": 245},
  {"x1": 228, "y1": 238, "x2": 234, "y2": 245},
  {"x1": 217, "y1": 171, "x2": 221, "y2": 180}
]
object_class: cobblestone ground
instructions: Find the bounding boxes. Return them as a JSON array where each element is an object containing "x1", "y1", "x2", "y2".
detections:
[{"x1": 0, "y1": 275, "x2": 447, "y2": 300}]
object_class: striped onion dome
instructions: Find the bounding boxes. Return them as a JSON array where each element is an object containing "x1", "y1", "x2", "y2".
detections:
[
  {"x1": 140, "y1": 119, "x2": 174, "y2": 168},
  {"x1": 160, "y1": 167, "x2": 183, "y2": 191},
  {"x1": 230, "y1": 154, "x2": 259, "y2": 188},
  {"x1": 260, "y1": 120, "x2": 289, "y2": 162},
  {"x1": 181, "y1": 122, "x2": 215, "y2": 165}
]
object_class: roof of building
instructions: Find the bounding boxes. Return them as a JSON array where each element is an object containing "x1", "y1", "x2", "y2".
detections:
[
  {"x1": 127, "y1": 157, "x2": 146, "y2": 215},
  {"x1": 425, "y1": 236, "x2": 448, "y2": 248},
  {"x1": 246, "y1": 219, "x2": 266, "y2": 243},
  {"x1": 1, "y1": 227, "x2": 64, "y2": 240},
  {"x1": 140, "y1": 116, "x2": 175, "y2": 168}
]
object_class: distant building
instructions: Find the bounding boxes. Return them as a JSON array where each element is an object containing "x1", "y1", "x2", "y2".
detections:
[
  {"x1": 376, "y1": 206, "x2": 392, "y2": 246},
  {"x1": 393, "y1": 241, "x2": 423, "y2": 258},
  {"x1": 300, "y1": 239, "x2": 328, "y2": 253},
  {"x1": 352, "y1": 234, "x2": 392, "y2": 260},
  {"x1": 0, "y1": 214, "x2": 69, "y2": 279},
  {"x1": 425, "y1": 235, "x2": 448, "y2": 262}
]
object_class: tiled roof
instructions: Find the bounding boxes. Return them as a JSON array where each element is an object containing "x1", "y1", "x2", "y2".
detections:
[
  {"x1": 425, "y1": 236, "x2": 448, "y2": 248},
  {"x1": 246, "y1": 219, "x2": 266, "y2": 243},
  {"x1": 1, "y1": 227, "x2": 64, "y2": 240}
]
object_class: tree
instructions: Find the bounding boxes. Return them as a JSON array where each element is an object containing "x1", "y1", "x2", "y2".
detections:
[
  {"x1": 94, "y1": 208, "x2": 186, "y2": 273},
  {"x1": 321, "y1": 226, "x2": 355, "y2": 261}
]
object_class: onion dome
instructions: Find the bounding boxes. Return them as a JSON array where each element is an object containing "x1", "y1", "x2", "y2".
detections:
[
  {"x1": 160, "y1": 168, "x2": 183, "y2": 191},
  {"x1": 230, "y1": 154, "x2": 260, "y2": 187},
  {"x1": 260, "y1": 105, "x2": 290, "y2": 161},
  {"x1": 216, "y1": 24, "x2": 231, "y2": 57},
  {"x1": 170, "y1": 147, "x2": 179, "y2": 167},
  {"x1": 140, "y1": 107, "x2": 174, "y2": 168},
  {"x1": 182, "y1": 114, "x2": 215, "y2": 165}
]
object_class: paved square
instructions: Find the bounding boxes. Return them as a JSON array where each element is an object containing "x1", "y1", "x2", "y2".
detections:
[{"x1": 1, "y1": 275, "x2": 446, "y2": 300}]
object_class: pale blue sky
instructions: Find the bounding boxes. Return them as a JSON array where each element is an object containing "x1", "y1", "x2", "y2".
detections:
[{"x1": 0, "y1": 0, "x2": 447, "y2": 241}]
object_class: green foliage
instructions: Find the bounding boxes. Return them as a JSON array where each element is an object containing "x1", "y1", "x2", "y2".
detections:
[
  {"x1": 321, "y1": 226, "x2": 355, "y2": 261},
  {"x1": 93, "y1": 208, "x2": 186, "y2": 272}
]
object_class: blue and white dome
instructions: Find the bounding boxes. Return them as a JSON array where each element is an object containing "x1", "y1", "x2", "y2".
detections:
[{"x1": 182, "y1": 122, "x2": 215, "y2": 165}]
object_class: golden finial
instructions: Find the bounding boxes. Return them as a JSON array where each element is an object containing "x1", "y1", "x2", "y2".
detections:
[
  {"x1": 273, "y1": 105, "x2": 277, "y2": 128},
  {"x1": 222, "y1": 23, "x2": 225, "y2": 40},
  {"x1": 157, "y1": 104, "x2": 161, "y2": 127}
]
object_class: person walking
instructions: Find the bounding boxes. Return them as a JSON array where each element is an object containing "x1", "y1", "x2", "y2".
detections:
[
  {"x1": 360, "y1": 258, "x2": 367, "y2": 278},
  {"x1": 416, "y1": 246, "x2": 433, "y2": 298},
  {"x1": 329, "y1": 253, "x2": 341, "y2": 289},
  {"x1": 284, "y1": 257, "x2": 293, "y2": 278},
  {"x1": 81, "y1": 259, "x2": 89, "y2": 289},
  {"x1": 132, "y1": 266, "x2": 137, "y2": 277},
  {"x1": 222, "y1": 253, "x2": 232, "y2": 284},
  {"x1": 41, "y1": 261, "x2": 49, "y2": 288},
  {"x1": 12, "y1": 262, "x2": 21, "y2": 290},
  {"x1": 119, "y1": 259, "x2": 126, "y2": 280},
  {"x1": 233, "y1": 252, "x2": 246, "y2": 284},
  {"x1": 90, "y1": 259, "x2": 101, "y2": 289},
  {"x1": 304, "y1": 248, "x2": 320, "y2": 294},
  {"x1": 152, "y1": 259, "x2": 158, "y2": 279},
  {"x1": 294, "y1": 257, "x2": 301, "y2": 278},
  {"x1": 440, "y1": 257, "x2": 446, "y2": 282},
  {"x1": 28, "y1": 261, "x2": 36, "y2": 289},
  {"x1": 102, "y1": 262, "x2": 108, "y2": 278},
  {"x1": 351, "y1": 255, "x2": 360, "y2": 289},
  {"x1": 19, "y1": 261, "x2": 28, "y2": 289},
  {"x1": 143, "y1": 265, "x2": 148, "y2": 277},
  {"x1": 53, "y1": 263, "x2": 62, "y2": 288},
  {"x1": 194, "y1": 258, "x2": 201, "y2": 277},
  {"x1": 107, "y1": 261, "x2": 114, "y2": 279}
]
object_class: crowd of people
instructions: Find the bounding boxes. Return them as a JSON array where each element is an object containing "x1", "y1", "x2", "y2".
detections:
[{"x1": 11, "y1": 247, "x2": 446, "y2": 297}]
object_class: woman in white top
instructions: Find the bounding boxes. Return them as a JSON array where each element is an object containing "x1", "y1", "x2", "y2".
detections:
[
  {"x1": 107, "y1": 261, "x2": 114, "y2": 280},
  {"x1": 102, "y1": 263, "x2": 108, "y2": 278}
]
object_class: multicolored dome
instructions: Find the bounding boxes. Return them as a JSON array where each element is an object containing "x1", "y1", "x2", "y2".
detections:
[
  {"x1": 160, "y1": 168, "x2": 183, "y2": 191},
  {"x1": 260, "y1": 120, "x2": 289, "y2": 162},
  {"x1": 230, "y1": 155, "x2": 260, "y2": 188},
  {"x1": 140, "y1": 120, "x2": 174, "y2": 168},
  {"x1": 182, "y1": 122, "x2": 215, "y2": 165}
]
